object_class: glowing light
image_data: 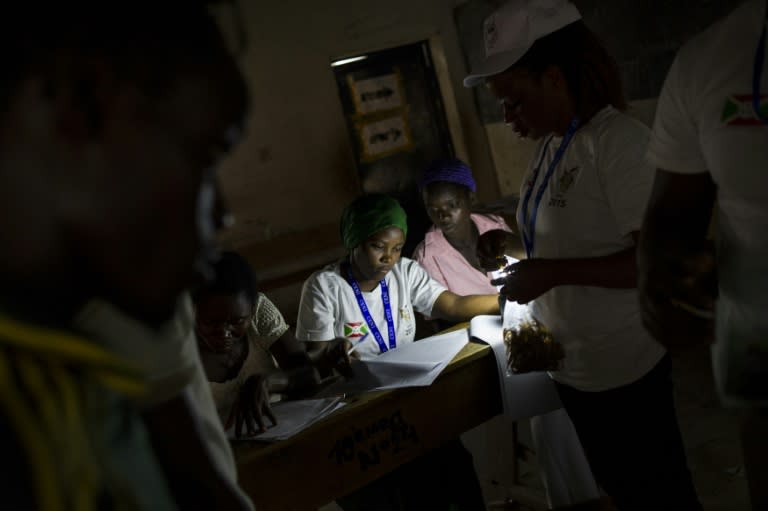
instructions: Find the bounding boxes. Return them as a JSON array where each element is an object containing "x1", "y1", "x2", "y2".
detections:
[{"x1": 331, "y1": 55, "x2": 368, "y2": 67}]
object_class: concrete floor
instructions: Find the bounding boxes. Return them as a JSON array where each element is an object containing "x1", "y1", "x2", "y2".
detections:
[
  {"x1": 321, "y1": 341, "x2": 751, "y2": 510},
  {"x1": 667, "y1": 343, "x2": 750, "y2": 510}
]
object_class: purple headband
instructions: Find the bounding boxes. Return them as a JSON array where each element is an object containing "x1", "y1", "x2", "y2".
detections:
[{"x1": 419, "y1": 158, "x2": 477, "y2": 192}]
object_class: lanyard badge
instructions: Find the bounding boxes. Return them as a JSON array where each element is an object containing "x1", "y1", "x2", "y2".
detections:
[
  {"x1": 345, "y1": 262, "x2": 396, "y2": 353},
  {"x1": 518, "y1": 117, "x2": 581, "y2": 259}
]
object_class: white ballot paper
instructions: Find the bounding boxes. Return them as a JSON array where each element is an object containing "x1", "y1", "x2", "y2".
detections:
[
  {"x1": 470, "y1": 313, "x2": 563, "y2": 420},
  {"x1": 228, "y1": 396, "x2": 346, "y2": 442},
  {"x1": 321, "y1": 328, "x2": 469, "y2": 395}
]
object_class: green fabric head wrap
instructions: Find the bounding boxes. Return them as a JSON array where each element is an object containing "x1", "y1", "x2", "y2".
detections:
[{"x1": 340, "y1": 194, "x2": 408, "y2": 250}]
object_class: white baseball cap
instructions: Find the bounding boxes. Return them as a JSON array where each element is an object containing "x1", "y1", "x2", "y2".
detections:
[{"x1": 463, "y1": 0, "x2": 581, "y2": 88}]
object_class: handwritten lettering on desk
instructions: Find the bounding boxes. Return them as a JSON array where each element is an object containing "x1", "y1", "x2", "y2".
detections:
[{"x1": 328, "y1": 410, "x2": 419, "y2": 471}]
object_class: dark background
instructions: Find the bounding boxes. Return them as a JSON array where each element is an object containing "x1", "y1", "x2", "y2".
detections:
[{"x1": 454, "y1": 0, "x2": 746, "y2": 124}]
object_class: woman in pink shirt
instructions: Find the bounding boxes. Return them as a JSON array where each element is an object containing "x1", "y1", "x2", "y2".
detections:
[
  {"x1": 414, "y1": 159, "x2": 603, "y2": 510},
  {"x1": 414, "y1": 206, "x2": 511, "y2": 296}
]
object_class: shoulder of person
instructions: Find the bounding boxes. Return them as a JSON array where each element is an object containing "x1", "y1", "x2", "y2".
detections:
[
  {"x1": 471, "y1": 213, "x2": 510, "y2": 233},
  {"x1": 414, "y1": 225, "x2": 443, "y2": 255},
  {"x1": 412, "y1": 239, "x2": 427, "y2": 261},
  {"x1": 395, "y1": 257, "x2": 446, "y2": 307},
  {"x1": 588, "y1": 107, "x2": 650, "y2": 150},
  {"x1": 252, "y1": 292, "x2": 284, "y2": 319},
  {"x1": 394, "y1": 256, "x2": 417, "y2": 271},
  {"x1": 393, "y1": 257, "x2": 427, "y2": 279},
  {"x1": 592, "y1": 106, "x2": 649, "y2": 135},
  {"x1": 253, "y1": 291, "x2": 270, "y2": 308},
  {"x1": 674, "y1": 0, "x2": 761, "y2": 89},
  {"x1": 303, "y1": 261, "x2": 346, "y2": 293},
  {"x1": 683, "y1": 0, "x2": 760, "y2": 60},
  {"x1": 397, "y1": 258, "x2": 442, "y2": 292}
]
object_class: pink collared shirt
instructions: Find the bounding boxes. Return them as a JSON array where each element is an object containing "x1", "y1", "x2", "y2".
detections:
[{"x1": 413, "y1": 214, "x2": 511, "y2": 295}]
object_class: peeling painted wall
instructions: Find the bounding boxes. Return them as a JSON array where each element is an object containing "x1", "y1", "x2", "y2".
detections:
[{"x1": 216, "y1": 0, "x2": 499, "y2": 265}]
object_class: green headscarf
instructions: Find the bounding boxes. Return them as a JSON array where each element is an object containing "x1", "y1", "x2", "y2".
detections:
[{"x1": 340, "y1": 194, "x2": 408, "y2": 250}]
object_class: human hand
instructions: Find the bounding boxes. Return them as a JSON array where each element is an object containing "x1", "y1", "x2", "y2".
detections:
[
  {"x1": 492, "y1": 259, "x2": 555, "y2": 304},
  {"x1": 233, "y1": 374, "x2": 276, "y2": 438},
  {"x1": 282, "y1": 364, "x2": 324, "y2": 399},
  {"x1": 477, "y1": 229, "x2": 511, "y2": 271},
  {"x1": 319, "y1": 338, "x2": 356, "y2": 379},
  {"x1": 638, "y1": 242, "x2": 716, "y2": 347}
]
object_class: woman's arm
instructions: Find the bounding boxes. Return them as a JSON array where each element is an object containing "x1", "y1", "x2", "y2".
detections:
[
  {"x1": 638, "y1": 170, "x2": 717, "y2": 346},
  {"x1": 303, "y1": 339, "x2": 355, "y2": 378},
  {"x1": 535, "y1": 232, "x2": 640, "y2": 289},
  {"x1": 248, "y1": 291, "x2": 321, "y2": 393},
  {"x1": 265, "y1": 332, "x2": 325, "y2": 395},
  {"x1": 491, "y1": 233, "x2": 640, "y2": 304},
  {"x1": 269, "y1": 329, "x2": 312, "y2": 370},
  {"x1": 431, "y1": 291, "x2": 500, "y2": 323}
]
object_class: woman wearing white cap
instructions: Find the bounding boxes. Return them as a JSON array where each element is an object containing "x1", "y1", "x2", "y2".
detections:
[{"x1": 467, "y1": 1, "x2": 701, "y2": 510}]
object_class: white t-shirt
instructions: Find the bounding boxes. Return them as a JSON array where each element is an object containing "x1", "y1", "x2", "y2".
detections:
[
  {"x1": 519, "y1": 106, "x2": 666, "y2": 391},
  {"x1": 295, "y1": 257, "x2": 446, "y2": 360},
  {"x1": 646, "y1": 0, "x2": 768, "y2": 404},
  {"x1": 74, "y1": 296, "x2": 253, "y2": 510}
]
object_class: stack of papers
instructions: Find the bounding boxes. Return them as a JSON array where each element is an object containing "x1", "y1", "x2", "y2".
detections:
[
  {"x1": 470, "y1": 314, "x2": 562, "y2": 420},
  {"x1": 321, "y1": 328, "x2": 469, "y2": 395},
  {"x1": 228, "y1": 396, "x2": 346, "y2": 442}
]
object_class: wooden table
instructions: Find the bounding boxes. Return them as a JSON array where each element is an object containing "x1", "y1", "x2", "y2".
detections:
[{"x1": 234, "y1": 339, "x2": 502, "y2": 511}]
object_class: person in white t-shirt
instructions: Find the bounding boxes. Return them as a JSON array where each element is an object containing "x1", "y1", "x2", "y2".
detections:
[
  {"x1": 297, "y1": 194, "x2": 499, "y2": 359},
  {"x1": 75, "y1": 296, "x2": 255, "y2": 511},
  {"x1": 639, "y1": 0, "x2": 768, "y2": 507},
  {"x1": 465, "y1": 1, "x2": 700, "y2": 509},
  {"x1": 296, "y1": 193, "x2": 498, "y2": 511}
]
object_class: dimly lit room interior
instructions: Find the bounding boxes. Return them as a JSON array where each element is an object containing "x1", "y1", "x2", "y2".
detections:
[{"x1": 0, "y1": 0, "x2": 765, "y2": 510}]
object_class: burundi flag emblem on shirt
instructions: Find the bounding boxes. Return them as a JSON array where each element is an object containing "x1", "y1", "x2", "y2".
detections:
[
  {"x1": 721, "y1": 94, "x2": 768, "y2": 125},
  {"x1": 344, "y1": 322, "x2": 369, "y2": 339}
]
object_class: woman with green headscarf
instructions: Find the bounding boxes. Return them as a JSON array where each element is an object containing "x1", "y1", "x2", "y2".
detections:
[
  {"x1": 296, "y1": 194, "x2": 499, "y2": 360},
  {"x1": 296, "y1": 194, "x2": 498, "y2": 511}
]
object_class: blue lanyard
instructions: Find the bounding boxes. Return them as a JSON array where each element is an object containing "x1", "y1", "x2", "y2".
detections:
[
  {"x1": 753, "y1": 10, "x2": 767, "y2": 124},
  {"x1": 518, "y1": 117, "x2": 581, "y2": 258},
  {"x1": 345, "y1": 262, "x2": 396, "y2": 353}
]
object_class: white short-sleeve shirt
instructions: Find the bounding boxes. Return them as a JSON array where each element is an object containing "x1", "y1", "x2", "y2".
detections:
[
  {"x1": 73, "y1": 295, "x2": 253, "y2": 509},
  {"x1": 519, "y1": 106, "x2": 666, "y2": 392},
  {"x1": 295, "y1": 257, "x2": 446, "y2": 360},
  {"x1": 646, "y1": 0, "x2": 768, "y2": 404}
]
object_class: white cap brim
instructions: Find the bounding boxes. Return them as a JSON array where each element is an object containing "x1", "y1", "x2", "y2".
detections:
[{"x1": 463, "y1": 47, "x2": 530, "y2": 88}]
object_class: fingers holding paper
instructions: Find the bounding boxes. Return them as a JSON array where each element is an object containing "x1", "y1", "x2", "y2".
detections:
[
  {"x1": 309, "y1": 338, "x2": 357, "y2": 380},
  {"x1": 326, "y1": 337, "x2": 357, "y2": 377}
]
